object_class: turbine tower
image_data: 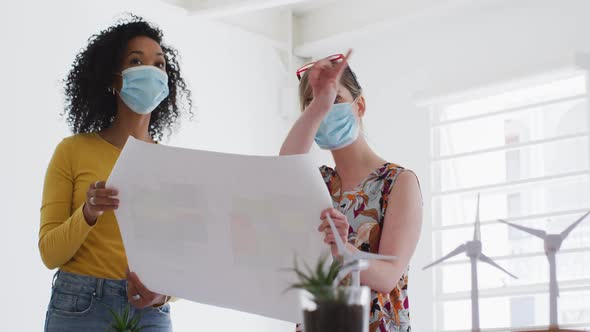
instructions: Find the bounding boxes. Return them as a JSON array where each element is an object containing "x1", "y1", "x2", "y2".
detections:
[
  {"x1": 498, "y1": 210, "x2": 590, "y2": 330},
  {"x1": 423, "y1": 194, "x2": 518, "y2": 331}
]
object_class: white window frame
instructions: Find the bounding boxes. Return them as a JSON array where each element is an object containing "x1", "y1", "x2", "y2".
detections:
[{"x1": 425, "y1": 68, "x2": 590, "y2": 332}]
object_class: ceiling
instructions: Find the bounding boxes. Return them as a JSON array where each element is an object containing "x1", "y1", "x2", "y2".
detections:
[
  {"x1": 161, "y1": 0, "x2": 499, "y2": 60},
  {"x1": 163, "y1": 0, "x2": 341, "y2": 17}
]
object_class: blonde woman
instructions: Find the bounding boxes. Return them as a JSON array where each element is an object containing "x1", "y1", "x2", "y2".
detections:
[{"x1": 281, "y1": 52, "x2": 422, "y2": 332}]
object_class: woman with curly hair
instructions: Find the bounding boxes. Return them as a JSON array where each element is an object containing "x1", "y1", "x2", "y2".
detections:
[{"x1": 39, "y1": 15, "x2": 191, "y2": 331}]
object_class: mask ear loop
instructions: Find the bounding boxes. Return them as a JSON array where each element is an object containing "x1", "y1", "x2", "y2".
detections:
[
  {"x1": 109, "y1": 72, "x2": 123, "y2": 96},
  {"x1": 352, "y1": 95, "x2": 369, "y2": 143}
]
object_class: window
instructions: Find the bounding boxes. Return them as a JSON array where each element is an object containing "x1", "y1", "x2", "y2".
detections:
[{"x1": 429, "y1": 72, "x2": 590, "y2": 331}]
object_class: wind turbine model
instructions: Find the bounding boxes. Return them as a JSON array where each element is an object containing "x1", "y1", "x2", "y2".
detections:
[
  {"x1": 325, "y1": 214, "x2": 397, "y2": 288},
  {"x1": 498, "y1": 210, "x2": 590, "y2": 332},
  {"x1": 423, "y1": 194, "x2": 518, "y2": 332}
]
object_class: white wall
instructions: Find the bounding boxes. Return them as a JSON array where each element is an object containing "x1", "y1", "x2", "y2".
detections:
[
  {"x1": 299, "y1": 0, "x2": 590, "y2": 330},
  {"x1": 0, "y1": 0, "x2": 292, "y2": 331}
]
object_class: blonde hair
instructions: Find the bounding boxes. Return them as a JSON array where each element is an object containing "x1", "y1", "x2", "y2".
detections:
[{"x1": 298, "y1": 65, "x2": 363, "y2": 112}]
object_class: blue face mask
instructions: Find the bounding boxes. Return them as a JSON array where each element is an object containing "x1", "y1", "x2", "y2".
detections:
[
  {"x1": 314, "y1": 100, "x2": 360, "y2": 150},
  {"x1": 117, "y1": 66, "x2": 169, "y2": 115}
]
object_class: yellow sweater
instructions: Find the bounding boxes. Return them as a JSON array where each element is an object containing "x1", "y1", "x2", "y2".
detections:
[{"x1": 39, "y1": 132, "x2": 126, "y2": 279}]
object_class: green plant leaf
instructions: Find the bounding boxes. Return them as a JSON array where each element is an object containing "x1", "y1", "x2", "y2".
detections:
[
  {"x1": 287, "y1": 253, "x2": 348, "y2": 303},
  {"x1": 315, "y1": 254, "x2": 326, "y2": 281},
  {"x1": 105, "y1": 304, "x2": 158, "y2": 332}
]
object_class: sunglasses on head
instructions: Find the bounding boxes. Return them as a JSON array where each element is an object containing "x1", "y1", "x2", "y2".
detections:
[{"x1": 295, "y1": 54, "x2": 345, "y2": 81}]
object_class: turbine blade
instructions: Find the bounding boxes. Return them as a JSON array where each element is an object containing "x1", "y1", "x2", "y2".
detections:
[
  {"x1": 354, "y1": 251, "x2": 398, "y2": 261},
  {"x1": 497, "y1": 219, "x2": 546, "y2": 239},
  {"x1": 476, "y1": 193, "x2": 481, "y2": 222},
  {"x1": 560, "y1": 210, "x2": 590, "y2": 240},
  {"x1": 479, "y1": 253, "x2": 518, "y2": 279},
  {"x1": 423, "y1": 244, "x2": 466, "y2": 270},
  {"x1": 325, "y1": 214, "x2": 349, "y2": 256},
  {"x1": 474, "y1": 193, "x2": 481, "y2": 241}
]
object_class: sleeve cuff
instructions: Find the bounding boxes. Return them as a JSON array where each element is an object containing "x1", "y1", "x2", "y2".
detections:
[{"x1": 72, "y1": 204, "x2": 95, "y2": 235}]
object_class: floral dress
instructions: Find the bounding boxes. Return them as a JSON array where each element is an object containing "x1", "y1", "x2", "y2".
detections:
[{"x1": 320, "y1": 163, "x2": 411, "y2": 332}]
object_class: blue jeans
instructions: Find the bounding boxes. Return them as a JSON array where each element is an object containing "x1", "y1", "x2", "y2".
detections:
[{"x1": 44, "y1": 270, "x2": 172, "y2": 332}]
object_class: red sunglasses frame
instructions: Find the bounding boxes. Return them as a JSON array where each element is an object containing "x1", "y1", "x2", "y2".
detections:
[{"x1": 296, "y1": 54, "x2": 345, "y2": 80}]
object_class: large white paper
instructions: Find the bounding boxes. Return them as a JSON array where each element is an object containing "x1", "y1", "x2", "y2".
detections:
[{"x1": 108, "y1": 137, "x2": 332, "y2": 323}]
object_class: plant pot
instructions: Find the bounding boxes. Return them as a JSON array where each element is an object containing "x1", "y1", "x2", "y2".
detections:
[{"x1": 299, "y1": 286, "x2": 370, "y2": 332}]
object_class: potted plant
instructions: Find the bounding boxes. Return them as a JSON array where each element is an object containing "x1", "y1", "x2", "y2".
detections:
[
  {"x1": 106, "y1": 304, "x2": 155, "y2": 332},
  {"x1": 288, "y1": 254, "x2": 371, "y2": 332}
]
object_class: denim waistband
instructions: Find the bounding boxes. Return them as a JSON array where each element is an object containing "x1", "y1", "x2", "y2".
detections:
[{"x1": 53, "y1": 270, "x2": 127, "y2": 299}]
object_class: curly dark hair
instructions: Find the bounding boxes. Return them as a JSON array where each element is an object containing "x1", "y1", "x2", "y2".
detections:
[{"x1": 63, "y1": 14, "x2": 192, "y2": 141}]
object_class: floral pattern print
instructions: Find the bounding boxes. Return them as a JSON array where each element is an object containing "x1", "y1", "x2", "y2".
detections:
[{"x1": 320, "y1": 163, "x2": 411, "y2": 332}]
